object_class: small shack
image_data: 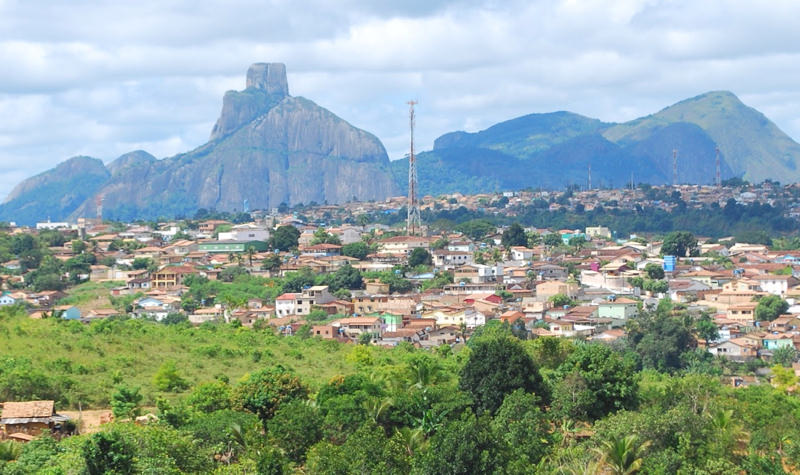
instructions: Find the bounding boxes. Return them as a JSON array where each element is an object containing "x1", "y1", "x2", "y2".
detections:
[{"x1": 0, "y1": 400, "x2": 70, "y2": 437}]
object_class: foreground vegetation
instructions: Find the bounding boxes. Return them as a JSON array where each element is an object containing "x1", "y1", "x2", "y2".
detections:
[{"x1": 2, "y1": 305, "x2": 800, "y2": 473}]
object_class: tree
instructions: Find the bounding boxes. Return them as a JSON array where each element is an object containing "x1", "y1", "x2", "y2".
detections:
[
  {"x1": 342, "y1": 241, "x2": 370, "y2": 260},
  {"x1": 772, "y1": 345, "x2": 797, "y2": 367},
  {"x1": 267, "y1": 400, "x2": 323, "y2": 462},
  {"x1": 549, "y1": 293, "x2": 576, "y2": 308},
  {"x1": 111, "y1": 384, "x2": 143, "y2": 419},
  {"x1": 661, "y1": 231, "x2": 698, "y2": 257},
  {"x1": 491, "y1": 390, "x2": 552, "y2": 470},
  {"x1": 501, "y1": 222, "x2": 527, "y2": 247},
  {"x1": 695, "y1": 313, "x2": 719, "y2": 347},
  {"x1": 552, "y1": 343, "x2": 638, "y2": 421},
  {"x1": 414, "y1": 412, "x2": 508, "y2": 475},
  {"x1": 71, "y1": 239, "x2": 87, "y2": 254},
  {"x1": 311, "y1": 228, "x2": 342, "y2": 245},
  {"x1": 459, "y1": 336, "x2": 547, "y2": 415},
  {"x1": 83, "y1": 430, "x2": 135, "y2": 475},
  {"x1": 152, "y1": 360, "x2": 189, "y2": 392},
  {"x1": 543, "y1": 233, "x2": 563, "y2": 247},
  {"x1": 594, "y1": 434, "x2": 650, "y2": 475},
  {"x1": 261, "y1": 254, "x2": 282, "y2": 272},
  {"x1": 755, "y1": 294, "x2": 789, "y2": 322},
  {"x1": 269, "y1": 226, "x2": 300, "y2": 251},
  {"x1": 232, "y1": 366, "x2": 308, "y2": 429},
  {"x1": 644, "y1": 262, "x2": 665, "y2": 280},
  {"x1": 627, "y1": 312, "x2": 696, "y2": 372},
  {"x1": 408, "y1": 247, "x2": 432, "y2": 267},
  {"x1": 186, "y1": 381, "x2": 232, "y2": 412},
  {"x1": 331, "y1": 263, "x2": 363, "y2": 290}
]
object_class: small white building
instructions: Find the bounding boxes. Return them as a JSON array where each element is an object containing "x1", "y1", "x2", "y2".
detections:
[
  {"x1": 217, "y1": 224, "x2": 270, "y2": 242},
  {"x1": 275, "y1": 293, "x2": 298, "y2": 316}
]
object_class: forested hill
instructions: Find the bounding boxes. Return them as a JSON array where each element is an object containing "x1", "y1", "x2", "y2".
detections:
[{"x1": 392, "y1": 91, "x2": 800, "y2": 195}]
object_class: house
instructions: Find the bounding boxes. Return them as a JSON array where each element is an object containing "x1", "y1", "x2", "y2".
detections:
[
  {"x1": 0, "y1": 292, "x2": 17, "y2": 306},
  {"x1": 379, "y1": 235, "x2": 432, "y2": 255},
  {"x1": 509, "y1": 247, "x2": 536, "y2": 261},
  {"x1": 152, "y1": 265, "x2": 197, "y2": 289},
  {"x1": 57, "y1": 306, "x2": 81, "y2": 320},
  {"x1": 0, "y1": 400, "x2": 70, "y2": 437},
  {"x1": 597, "y1": 297, "x2": 639, "y2": 321},
  {"x1": 217, "y1": 223, "x2": 270, "y2": 242},
  {"x1": 311, "y1": 325, "x2": 337, "y2": 339},
  {"x1": 275, "y1": 293, "x2": 298, "y2": 316},
  {"x1": 134, "y1": 296, "x2": 179, "y2": 321},
  {"x1": 365, "y1": 280, "x2": 390, "y2": 295},
  {"x1": 333, "y1": 317, "x2": 383, "y2": 338},
  {"x1": 708, "y1": 338, "x2": 759, "y2": 362},
  {"x1": 754, "y1": 274, "x2": 798, "y2": 297},
  {"x1": 431, "y1": 249, "x2": 473, "y2": 268},
  {"x1": 295, "y1": 286, "x2": 335, "y2": 315},
  {"x1": 422, "y1": 326, "x2": 460, "y2": 347},
  {"x1": 197, "y1": 240, "x2": 268, "y2": 254},
  {"x1": 585, "y1": 226, "x2": 612, "y2": 239},
  {"x1": 726, "y1": 303, "x2": 757, "y2": 324}
]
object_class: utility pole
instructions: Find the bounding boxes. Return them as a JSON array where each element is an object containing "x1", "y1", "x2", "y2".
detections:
[
  {"x1": 672, "y1": 149, "x2": 678, "y2": 186},
  {"x1": 406, "y1": 100, "x2": 421, "y2": 236}
]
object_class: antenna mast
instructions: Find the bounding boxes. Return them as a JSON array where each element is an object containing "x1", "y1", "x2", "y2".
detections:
[
  {"x1": 672, "y1": 149, "x2": 678, "y2": 186},
  {"x1": 587, "y1": 163, "x2": 592, "y2": 190},
  {"x1": 406, "y1": 100, "x2": 421, "y2": 236},
  {"x1": 715, "y1": 147, "x2": 721, "y2": 187},
  {"x1": 95, "y1": 194, "x2": 104, "y2": 222}
]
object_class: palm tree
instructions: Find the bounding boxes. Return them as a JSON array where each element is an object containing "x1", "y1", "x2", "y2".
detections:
[
  {"x1": 395, "y1": 427, "x2": 427, "y2": 456},
  {"x1": 594, "y1": 435, "x2": 651, "y2": 475},
  {"x1": 246, "y1": 247, "x2": 255, "y2": 267},
  {"x1": 0, "y1": 440, "x2": 22, "y2": 462}
]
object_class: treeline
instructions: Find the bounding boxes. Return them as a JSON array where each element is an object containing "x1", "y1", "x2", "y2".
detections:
[
  {"x1": 370, "y1": 197, "x2": 797, "y2": 240},
  {"x1": 2, "y1": 304, "x2": 800, "y2": 473}
]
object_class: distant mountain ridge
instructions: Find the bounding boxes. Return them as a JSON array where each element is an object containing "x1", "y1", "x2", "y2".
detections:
[
  {"x1": 0, "y1": 63, "x2": 398, "y2": 224},
  {"x1": 2, "y1": 85, "x2": 799, "y2": 225},
  {"x1": 391, "y1": 91, "x2": 793, "y2": 195}
]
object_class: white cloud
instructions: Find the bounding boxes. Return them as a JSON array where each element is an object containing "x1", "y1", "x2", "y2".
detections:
[{"x1": 1, "y1": 0, "x2": 799, "y2": 199}]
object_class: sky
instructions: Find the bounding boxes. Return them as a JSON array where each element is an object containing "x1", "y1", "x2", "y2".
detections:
[{"x1": 1, "y1": 0, "x2": 799, "y2": 199}]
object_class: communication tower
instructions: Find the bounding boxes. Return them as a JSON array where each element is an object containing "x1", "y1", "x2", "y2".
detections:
[
  {"x1": 715, "y1": 147, "x2": 721, "y2": 187},
  {"x1": 95, "y1": 194, "x2": 104, "y2": 221},
  {"x1": 406, "y1": 100, "x2": 421, "y2": 236}
]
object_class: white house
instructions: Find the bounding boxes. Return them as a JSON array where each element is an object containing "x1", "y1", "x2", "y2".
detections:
[
  {"x1": 217, "y1": 223, "x2": 271, "y2": 242},
  {"x1": 0, "y1": 293, "x2": 16, "y2": 306},
  {"x1": 275, "y1": 293, "x2": 298, "y2": 316},
  {"x1": 754, "y1": 275, "x2": 797, "y2": 297}
]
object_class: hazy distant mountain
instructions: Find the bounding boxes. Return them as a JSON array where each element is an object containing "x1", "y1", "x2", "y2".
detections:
[
  {"x1": 392, "y1": 91, "x2": 791, "y2": 195},
  {"x1": 0, "y1": 63, "x2": 398, "y2": 224}
]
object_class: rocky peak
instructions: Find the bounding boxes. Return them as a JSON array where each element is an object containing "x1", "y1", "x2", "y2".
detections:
[
  {"x1": 210, "y1": 62, "x2": 291, "y2": 141},
  {"x1": 246, "y1": 63, "x2": 289, "y2": 96}
]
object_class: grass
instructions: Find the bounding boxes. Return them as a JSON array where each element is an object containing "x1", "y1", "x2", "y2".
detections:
[
  {"x1": 0, "y1": 308, "x2": 397, "y2": 410},
  {"x1": 57, "y1": 281, "x2": 124, "y2": 310}
]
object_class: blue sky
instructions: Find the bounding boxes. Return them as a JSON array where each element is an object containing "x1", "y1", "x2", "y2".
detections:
[{"x1": 1, "y1": 0, "x2": 799, "y2": 198}]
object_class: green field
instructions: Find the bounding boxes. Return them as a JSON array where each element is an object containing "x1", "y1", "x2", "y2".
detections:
[{"x1": 0, "y1": 307, "x2": 387, "y2": 409}]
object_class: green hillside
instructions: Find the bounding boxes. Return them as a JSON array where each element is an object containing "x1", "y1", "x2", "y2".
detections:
[{"x1": 0, "y1": 308, "x2": 377, "y2": 409}]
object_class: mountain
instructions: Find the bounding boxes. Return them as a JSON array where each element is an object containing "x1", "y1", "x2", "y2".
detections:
[
  {"x1": 0, "y1": 156, "x2": 110, "y2": 225},
  {"x1": 392, "y1": 91, "x2": 790, "y2": 195},
  {"x1": 0, "y1": 63, "x2": 398, "y2": 224}
]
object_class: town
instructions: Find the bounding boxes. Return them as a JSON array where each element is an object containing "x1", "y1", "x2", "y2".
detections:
[
  {"x1": 3, "y1": 182, "x2": 800, "y2": 472},
  {"x1": 1, "y1": 181, "x2": 798, "y2": 359}
]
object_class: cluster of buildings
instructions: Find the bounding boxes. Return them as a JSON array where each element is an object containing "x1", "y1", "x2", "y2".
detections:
[{"x1": 2, "y1": 189, "x2": 800, "y2": 366}]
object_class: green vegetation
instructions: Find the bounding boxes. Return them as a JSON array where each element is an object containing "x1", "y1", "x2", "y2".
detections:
[
  {"x1": 0, "y1": 308, "x2": 379, "y2": 408},
  {"x1": 3, "y1": 308, "x2": 800, "y2": 472}
]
